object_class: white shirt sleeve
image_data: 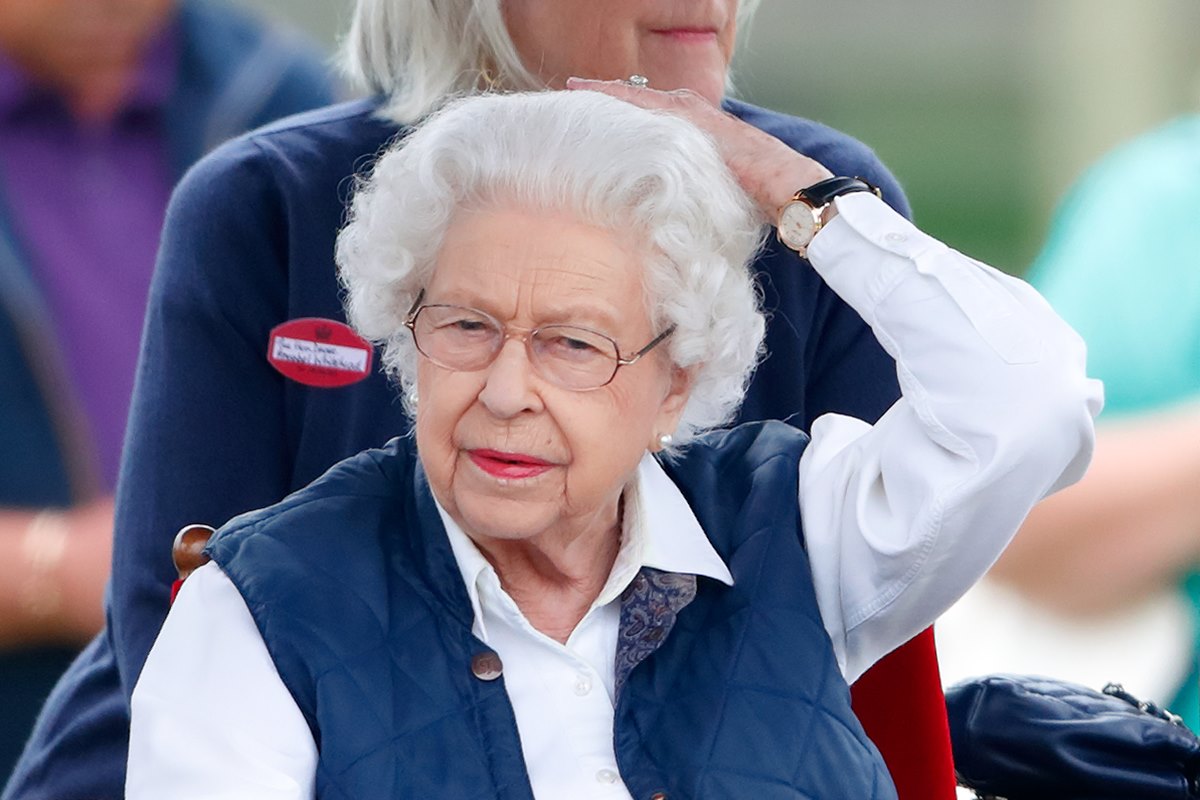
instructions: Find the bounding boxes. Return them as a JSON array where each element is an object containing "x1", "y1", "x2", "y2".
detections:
[
  {"x1": 127, "y1": 562, "x2": 318, "y2": 799},
  {"x1": 798, "y1": 192, "x2": 1102, "y2": 684}
]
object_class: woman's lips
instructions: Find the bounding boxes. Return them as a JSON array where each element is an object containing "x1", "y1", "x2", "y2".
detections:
[
  {"x1": 650, "y1": 28, "x2": 719, "y2": 44},
  {"x1": 468, "y1": 449, "x2": 555, "y2": 480}
]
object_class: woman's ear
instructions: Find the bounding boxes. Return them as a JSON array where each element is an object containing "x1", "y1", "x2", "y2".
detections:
[{"x1": 654, "y1": 365, "x2": 695, "y2": 436}]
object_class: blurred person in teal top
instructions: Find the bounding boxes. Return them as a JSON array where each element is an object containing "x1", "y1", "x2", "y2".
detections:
[{"x1": 985, "y1": 116, "x2": 1200, "y2": 728}]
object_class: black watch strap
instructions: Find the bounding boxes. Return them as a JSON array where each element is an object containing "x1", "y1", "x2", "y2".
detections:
[{"x1": 799, "y1": 176, "x2": 880, "y2": 206}]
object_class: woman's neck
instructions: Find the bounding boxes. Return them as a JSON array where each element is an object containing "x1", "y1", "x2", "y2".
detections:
[{"x1": 473, "y1": 509, "x2": 623, "y2": 644}]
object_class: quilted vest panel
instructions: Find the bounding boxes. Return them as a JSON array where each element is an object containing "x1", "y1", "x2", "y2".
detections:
[{"x1": 209, "y1": 421, "x2": 896, "y2": 799}]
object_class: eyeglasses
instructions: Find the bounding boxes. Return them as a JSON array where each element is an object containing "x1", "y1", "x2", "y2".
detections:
[{"x1": 403, "y1": 292, "x2": 675, "y2": 391}]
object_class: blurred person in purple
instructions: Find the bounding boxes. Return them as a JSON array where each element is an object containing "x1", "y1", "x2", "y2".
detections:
[{"x1": 0, "y1": 0, "x2": 336, "y2": 779}]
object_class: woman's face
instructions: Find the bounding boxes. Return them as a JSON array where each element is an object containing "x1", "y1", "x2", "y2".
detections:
[
  {"x1": 415, "y1": 208, "x2": 690, "y2": 550},
  {"x1": 503, "y1": 0, "x2": 738, "y2": 105}
]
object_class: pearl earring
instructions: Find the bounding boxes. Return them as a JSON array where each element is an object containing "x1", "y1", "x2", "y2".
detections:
[{"x1": 657, "y1": 432, "x2": 673, "y2": 449}]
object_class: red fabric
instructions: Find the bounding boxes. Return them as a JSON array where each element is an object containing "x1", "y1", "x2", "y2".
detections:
[
  {"x1": 851, "y1": 627, "x2": 957, "y2": 800},
  {"x1": 169, "y1": 578, "x2": 184, "y2": 605}
]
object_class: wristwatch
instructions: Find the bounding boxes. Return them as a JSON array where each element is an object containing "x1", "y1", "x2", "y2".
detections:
[{"x1": 776, "y1": 176, "x2": 880, "y2": 256}]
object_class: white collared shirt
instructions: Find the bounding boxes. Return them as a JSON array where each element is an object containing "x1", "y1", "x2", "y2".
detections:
[
  {"x1": 127, "y1": 194, "x2": 1102, "y2": 798},
  {"x1": 438, "y1": 456, "x2": 731, "y2": 800}
]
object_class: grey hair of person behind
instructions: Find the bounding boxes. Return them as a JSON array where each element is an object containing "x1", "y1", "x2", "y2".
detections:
[
  {"x1": 336, "y1": 90, "x2": 767, "y2": 448},
  {"x1": 341, "y1": 0, "x2": 763, "y2": 124}
]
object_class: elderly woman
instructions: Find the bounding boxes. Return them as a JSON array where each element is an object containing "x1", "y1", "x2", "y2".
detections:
[
  {"x1": 7, "y1": 3, "x2": 976, "y2": 799},
  {"x1": 126, "y1": 89, "x2": 1098, "y2": 799}
]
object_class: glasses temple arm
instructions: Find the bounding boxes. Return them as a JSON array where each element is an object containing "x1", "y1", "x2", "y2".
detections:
[{"x1": 617, "y1": 324, "x2": 676, "y2": 366}]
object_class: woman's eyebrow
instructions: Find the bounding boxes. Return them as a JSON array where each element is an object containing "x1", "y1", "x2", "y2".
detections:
[{"x1": 534, "y1": 302, "x2": 624, "y2": 330}]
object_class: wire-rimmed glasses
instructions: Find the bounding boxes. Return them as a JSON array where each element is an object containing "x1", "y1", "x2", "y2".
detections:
[{"x1": 403, "y1": 293, "x2": 675, "y2": 391}]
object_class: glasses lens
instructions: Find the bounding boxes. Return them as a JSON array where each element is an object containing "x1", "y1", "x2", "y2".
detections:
[
  {"x1": 530, "y1": 325, "x2": 619, "y2": 390},
  {"x1": 412, "y1": 305, "x2": 502, "y2": 371}
]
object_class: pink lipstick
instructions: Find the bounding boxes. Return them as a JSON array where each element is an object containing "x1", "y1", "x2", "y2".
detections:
[
  {"x1": 650, "y1": 27, "x2": 719, "y2": 43},
  {"x1": 468, "y1": 449, "x2": 555, "y2": 480}
]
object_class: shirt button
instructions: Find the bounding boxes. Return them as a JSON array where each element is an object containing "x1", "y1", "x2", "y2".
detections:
[
  {"x1": 470, "y1": 652, "x2": 503, "y2": 681},
  {"x1": 885, "y1": 231, "x2": 907, "y2": 243},
  {"x1": 596, "y1": 768, "x2": 619, "y2": 784},
  {"x1": 573, "y1": 674, "x2": 593, "y2": 696}
]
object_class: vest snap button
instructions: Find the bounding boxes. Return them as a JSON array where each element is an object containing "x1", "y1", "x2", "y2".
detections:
[
  {"x1": 471, "y1": 651, "x2": 503, "y2": 681},
  {"x1": 650, "y1": 793, "x2": 667, "y2": 800}
]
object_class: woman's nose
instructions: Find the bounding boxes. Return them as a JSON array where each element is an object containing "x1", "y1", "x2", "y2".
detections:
[{"x1": 477, "y1": 337, "x2": 544, "y2": 418}]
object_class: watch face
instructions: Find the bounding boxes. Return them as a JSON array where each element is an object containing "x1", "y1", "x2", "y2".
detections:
[{"x1": 778, "y1": 200, "x2": 819, "y2": 252}]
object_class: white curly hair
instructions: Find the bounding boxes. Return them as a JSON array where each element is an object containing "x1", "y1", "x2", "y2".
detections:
[
  {"x1": 340, "y1": 0, "x2": 762, "y2": 124},
  {"x1": 336, "y1": 89, "x2": 767, "y2": 447}
]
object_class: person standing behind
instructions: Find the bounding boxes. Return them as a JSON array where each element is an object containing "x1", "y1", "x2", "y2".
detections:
[{"x1": 0, "y1": 0, "x2": 336, "y2": 780}]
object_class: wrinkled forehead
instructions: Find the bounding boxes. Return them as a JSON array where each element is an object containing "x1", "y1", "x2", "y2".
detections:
[{"x1": 425, "y1": 206, "x2": 654, "y2": 333}]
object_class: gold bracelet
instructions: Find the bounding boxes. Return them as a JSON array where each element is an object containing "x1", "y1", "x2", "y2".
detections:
[{"x1": 20, "y1": 511, "x2": 69, "y2": 621}]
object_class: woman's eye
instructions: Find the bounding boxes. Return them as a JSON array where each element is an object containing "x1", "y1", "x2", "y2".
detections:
[
  {"x1": 543, "y1": 333, "x2": 604, "y2": 360},
  {"x1": 432, "y1": 316, "x2": 491, "y2": 336},
  {"x1": 561, "y1": 336, "x2": 597, "y2": 351}
]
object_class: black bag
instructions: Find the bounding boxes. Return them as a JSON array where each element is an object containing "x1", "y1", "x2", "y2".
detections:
[{"x1": 947, "y1": 674, "x2": 1200, "y2": 799}]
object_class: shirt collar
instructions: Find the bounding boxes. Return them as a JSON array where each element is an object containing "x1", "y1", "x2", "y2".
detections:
[
  {"x1": 627, "y1": 453, "x2": 733, "y2": 586},
  {"x1": 437, "y1": 451, "x2": 734, "y2": 635},
  {"x1": 125, "y1": 17, "x2": 180, "y2": 114},
  {"x1": 0, "y1": 52, "x2": 30, "y2": 114}
]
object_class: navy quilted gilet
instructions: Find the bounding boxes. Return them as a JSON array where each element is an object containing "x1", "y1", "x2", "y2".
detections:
[{"x1": 208, "y1": 421, "x2": 896, "y2": 799}]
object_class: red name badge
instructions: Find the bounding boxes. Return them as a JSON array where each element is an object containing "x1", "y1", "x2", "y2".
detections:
[{"x1": 267, "y1": 318, "x2": 374, "y2": 388}]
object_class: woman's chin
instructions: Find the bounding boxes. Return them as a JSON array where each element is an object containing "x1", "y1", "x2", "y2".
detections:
[{"x1": 453, "y1": 494, "x2": 562, "y2": 547}]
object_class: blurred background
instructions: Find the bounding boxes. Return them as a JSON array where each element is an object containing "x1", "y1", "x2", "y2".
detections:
[{"x1": 241, "y1": 0, "x2": 1200, "y2": 275}]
